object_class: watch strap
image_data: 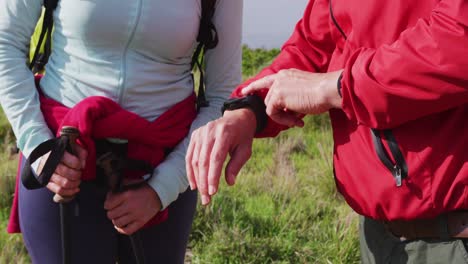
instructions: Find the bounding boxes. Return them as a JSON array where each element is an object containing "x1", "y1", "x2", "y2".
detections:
[{"x1": 221, "y1": 95, "x2": 267, "y2": 133}]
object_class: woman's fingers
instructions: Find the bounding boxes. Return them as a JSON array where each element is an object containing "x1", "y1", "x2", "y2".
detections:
[
  {"x1": 55, "y1": 163, "x2": 81, "y2": 182},
  {"x1": 115, "y1": 221, "x2": 141, "y2": 236},
  {"x1": 207, "y1": 134, "x2": 229, "y2": 196},
  {"x1": 191, "y1": 131, "x2": 202, "y2": 192},
  {"x1": 225, "y1": 142, "x2": 251, "y2": 186},
  {"x1": 104, "y1": 192, "x2": 125, "y2": 210},
  {"x1": 188, "y1": 124, "x2": 224, "y2": 205},
  {"x1": 111, "y1": 208, "x2": 143, "y2": 235},
  {"x1": 61, "y1": 151, "x2": 83, "y2": 170},
  {"x1": 196, "y1": 126, "x2": 216, "y2": 205},
  {"x1": 192, "y1": 121, "x2": 235, "y2": 205},
  {"x1": 49, "y1": 172, "x2": 80, "y2": 190},
  {"x1": 46, "y1": 157, "x2": 83, "y2": 195},
  {"x1": 106, "y1": 202, "x2": 129, "y2": 220},
  {"x1": 186, "y1": 130, "x2": 198, "y2": 190},
  {"x1": 106, "y1": 186, "x2": 161, "y2": 235},
  {"x1": 112, "y1": 213, "x2": 133, "y2": 229},
  {"x1": 39, "y1": 144, "x2": 85, "y2": 197},
  {"x1": 46, "y1": 175, "x2": 80, "y2": 197},
  {"x1": 186, "y1": 110, "x2": 257, "y2": 206}
]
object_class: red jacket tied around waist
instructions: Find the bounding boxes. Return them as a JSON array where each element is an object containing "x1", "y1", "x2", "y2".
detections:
[{"x1": 8, "y1": 89, "x2": 196, "y2": 233}]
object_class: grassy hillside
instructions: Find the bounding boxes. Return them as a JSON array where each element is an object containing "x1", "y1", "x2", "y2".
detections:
[
  {"x1": 0, "y1": 46, "x2": 360, "y2": 263},
  {"x1": 0, "y1": 108, "x2": 29, "y2": 264},
  {"x1": 189, "y1": 113, "x2": 360, "y2": 263}
]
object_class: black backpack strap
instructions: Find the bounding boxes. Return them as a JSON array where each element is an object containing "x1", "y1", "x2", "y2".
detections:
[
  {"x1": 29, "y1": 0, "x2": 59, "y2": 73},
  {"x1": 192, "y1": 0, "x2": 218, "y2": 111}
]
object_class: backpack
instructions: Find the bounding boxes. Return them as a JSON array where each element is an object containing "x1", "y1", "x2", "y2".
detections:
[{"x1": 30, "y1": 0, "x2": 218, "y2": 110}]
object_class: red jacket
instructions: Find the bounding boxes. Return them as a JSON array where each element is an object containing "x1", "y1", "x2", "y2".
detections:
[
  {"x1": 8, "y1": 82, "x2": 196, "y2": 233},
  {"x1": 233, "y1": 0, "x2": 468, "y2": 220}
]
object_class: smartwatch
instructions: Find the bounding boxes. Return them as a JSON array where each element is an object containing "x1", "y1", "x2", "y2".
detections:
[{"x1": 221, "y1": 94, "x2": 267, "y2": 133}]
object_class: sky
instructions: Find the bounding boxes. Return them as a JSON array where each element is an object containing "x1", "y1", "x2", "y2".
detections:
[{"x1": 242, "y1": 0, "x2": 309, "y2": 49}]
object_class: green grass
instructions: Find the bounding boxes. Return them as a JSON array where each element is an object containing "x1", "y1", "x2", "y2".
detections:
[
  {"x1": 0, "y1": 123, "x2": 29, "y2": 263},
  {"x1": 188, "y1": 114, "x2": 359, "y2": 263},
  {"x1": 0, "y1": 47, "x2": 359, "y2": 263}
]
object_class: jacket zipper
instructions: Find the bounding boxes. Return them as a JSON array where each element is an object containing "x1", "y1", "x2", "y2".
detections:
[
  {"x1": 371, "y1": 129, "x2": 408, "y2": 187},
  {"x1": 329, "y1": 0, "x2": 347, "y2": 40},
  {"x1": 329, "y1": 1, "x2": 409, "y2": 187},
  {"x1": 118, "y1": 0, "x2": 143, "y2": 104}
]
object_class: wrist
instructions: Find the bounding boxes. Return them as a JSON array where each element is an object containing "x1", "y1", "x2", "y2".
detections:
[
  {"x1": 325, "y1": 70, "x2": 343, "y2": 109},
  {"x1": 147, "y1": 175, "x2": 170, "y2": 209},
  {"x1": 221, "y1": 95, "x2": 267, "y2": 133},
  {"x1": 145, "y1": 183, "x2": 162, "y2": 210},
  {"x1": 152, "y1": 190, "x2": 163, "y2": 211},
  {"x1": 223, "y1": 108, "x2": 257, "y2": 136}
]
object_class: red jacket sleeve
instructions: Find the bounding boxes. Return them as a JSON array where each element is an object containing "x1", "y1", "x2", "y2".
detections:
[
  {"x1": 341, "y1": 0, "x2": 468, "y2": 129},
  {"x1": 232, "y1": 0, "x2": 335, "y2": 137}
]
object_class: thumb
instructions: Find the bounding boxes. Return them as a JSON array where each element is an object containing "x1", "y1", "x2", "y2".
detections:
[
  {"x1": 225, "y1": 143, "x2": 252, "y2": 185},
  {"x1": 269, "y1": 109, "x2": 304, "y2": 128}
]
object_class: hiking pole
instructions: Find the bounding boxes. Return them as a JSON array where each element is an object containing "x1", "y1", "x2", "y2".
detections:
[
  {"x1": 129, "y1": 231, "x2": 146, "y2": 264},
  {"x1": 53, "y1": 126, "x2": 80, "y2": 264},
  {"x1": 98, "y1": 153, "x2": 147, "y2": 264}
]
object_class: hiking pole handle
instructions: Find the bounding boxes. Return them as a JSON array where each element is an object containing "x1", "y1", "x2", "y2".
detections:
[{"x1": 53, "y1": 126, "x2": 80, "y2": 204}]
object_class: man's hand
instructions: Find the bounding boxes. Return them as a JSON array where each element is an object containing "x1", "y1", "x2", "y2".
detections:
[
  {"x1": 41, "y1": 145, "x2": 87, "y2": 197},
  {"x1": 242, "y1": 69, "x2": 343, "y2": 127},
  {"x1": 104, "y1": 184, "x2": 161, "y2": 235},
  {"x1": 186, "y1": 108, "x2": 257, "y2": 205}
]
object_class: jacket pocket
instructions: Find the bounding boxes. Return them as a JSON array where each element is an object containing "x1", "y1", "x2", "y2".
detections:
[{"x1": 370, "y1": 128, "x2": 409, "y2": 187}]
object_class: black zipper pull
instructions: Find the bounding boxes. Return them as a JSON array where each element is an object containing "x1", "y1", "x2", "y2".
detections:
[{"x1": 371, "y1": 129, "x2": 408, "y2": 188}]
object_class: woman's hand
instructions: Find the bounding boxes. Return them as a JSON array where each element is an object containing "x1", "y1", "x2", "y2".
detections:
[
  {"x1": 186, "y1": 108, "x2": 257, "y2": 205},
  {"x1": 242, "y1": 69, "x2": 343, "y2": 127},
  {"x1": 104, "y1": 184, "x2": 162, "y2": 235},
  {"x1": 40, "y1": 145, "x2": 87, "y2": 197}
]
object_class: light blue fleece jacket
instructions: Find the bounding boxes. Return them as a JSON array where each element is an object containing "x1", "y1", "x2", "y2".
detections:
[{"x1": 0, "y1": 0, "x2": 243, "y2": 208}]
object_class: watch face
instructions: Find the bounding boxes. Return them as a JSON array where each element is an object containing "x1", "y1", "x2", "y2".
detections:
[
  {"x1": 223, "y1": 97, "x2": 248, "y2": 111},
  {"x1": 221, "y1": 95, "x2": 267, "y2": 133}
]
